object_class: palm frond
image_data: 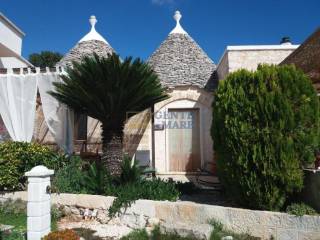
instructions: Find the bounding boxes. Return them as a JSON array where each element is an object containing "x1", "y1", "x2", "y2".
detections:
[{"x1": 49, "y1": 53, "x2": 169, "y2": 128}]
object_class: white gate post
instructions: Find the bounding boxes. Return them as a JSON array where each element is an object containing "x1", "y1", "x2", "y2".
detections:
[{"x1": 25, "y1": 166, "x2": 54, "y2": 240}]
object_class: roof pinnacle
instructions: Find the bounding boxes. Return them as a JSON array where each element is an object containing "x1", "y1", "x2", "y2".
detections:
[
  {"x1": 89, "y1": 15, "x2": 97, "y2": 29},
  {"x1": 170, "y1": 10, "x2": 187, "y2": 35},
  {"x1": 79, "y1": 15, "x2": 108, "y2": 44}
]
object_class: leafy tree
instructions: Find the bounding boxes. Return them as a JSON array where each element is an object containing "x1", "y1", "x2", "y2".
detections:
[
  {"x1": 29, "y1": 51, "x2": 63, "y2": 67},
  {"x1": 49, "y1": 53, "x2": 168, "y2": 175},
  {"x1": 212, "y1": 64, "x2": 320, "y2": 210}
]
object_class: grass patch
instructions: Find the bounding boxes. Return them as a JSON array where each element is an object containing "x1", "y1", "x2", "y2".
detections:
[
  {"x1": 209, "y1": 220, "x2": 260, "y2": 240},
  {"x1": 121, "y1": 222, "x2": 261, "y2": 240},
  {"x1": 286, "y1": 203, "x2": 318, "y2": 216},
  {"x1": 0, "y1": 199, "x2": 62, "y2": 240},
  {"x1": 121, "y1": 226, "x2": 195, "y2": 240},
  {"x1": 0, "y1": 199, "x2": 26, "y2": 240}
]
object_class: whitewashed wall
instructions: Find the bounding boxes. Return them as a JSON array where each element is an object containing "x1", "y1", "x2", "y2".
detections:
[{"x1": 0, "y1": 17, "x2": 23, "y2": 55}]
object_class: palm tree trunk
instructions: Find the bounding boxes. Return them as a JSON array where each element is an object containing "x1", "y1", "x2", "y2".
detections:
[{"x1": 101, "y1": 124, "x2": 124, "y2": 176}]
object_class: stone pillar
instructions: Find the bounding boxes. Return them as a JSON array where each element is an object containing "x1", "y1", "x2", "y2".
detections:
[{"x1": 25, "y1": 166, "x2": 54, "y2": 240}]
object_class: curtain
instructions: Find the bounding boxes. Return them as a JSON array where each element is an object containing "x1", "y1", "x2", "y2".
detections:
[
  {"x1": 0, "y1": 70, "x2": 37, "y2": 142},
  {"x1": 37, "y1": 71, "x2": 74, "y2": 154}
]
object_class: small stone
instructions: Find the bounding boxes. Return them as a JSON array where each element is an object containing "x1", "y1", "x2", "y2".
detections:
[
  {"x1": 62, "y1": 206, "x2": 72, "y2": 216},
  {"x1": 160, "y1": 222, "x2": 213, "y2": 240},
  {"x1": 91, "y1": 209, "x2": 98, "y2": 218},
  {"x1": 84, "y1": 208, "x2": 90, "y2": 216},
  {"x1": 147, "y1": 217, "x2": 160, "y2": 227},
  {"x1": 70, "y1": 207, "x2": 80, "y2": 215}
]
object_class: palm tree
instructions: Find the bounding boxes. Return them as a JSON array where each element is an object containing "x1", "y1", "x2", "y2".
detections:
[{"x1": 50, "y1": 53, "x2": 168, "y2": 175}]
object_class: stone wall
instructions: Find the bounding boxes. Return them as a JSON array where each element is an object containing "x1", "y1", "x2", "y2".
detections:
[
  {"x1": 216, "y1": 51, "x2": 229, "y2": 81},
  {"x1": 216, "y1": 47, "x2": 298, "y2": 81},
  {"x1": 228, "y1": 49, "x2": 295, "y2": 73},
  {"x1": 2, "y1": 192, "x2": 320, "y2": 240}
]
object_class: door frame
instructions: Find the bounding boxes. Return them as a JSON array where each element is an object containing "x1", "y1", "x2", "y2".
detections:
[
  {"x1": 166, "y1": 108, "x2": 202, "y2": 173},
  {"x1": 164, "y1": 106, "x2": 203, "y2": 174}
]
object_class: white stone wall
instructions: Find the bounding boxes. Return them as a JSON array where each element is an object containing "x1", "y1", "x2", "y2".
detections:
[
  {"x1": 228, "y1": 49, "x2": 295, "y2": 72},
  {"x1": 217, "y1": 46, "x2": 298, "y2": 81},
  {"x1": 0, "y1": 17, "x2": 23, "y2": 55},
  {"x1": 0, "y1": 57, "x2": 29, "y2": 68},
  {"x1": 216, "y1": 51, "x2": 229, "y2": 81},
  {"x1": 2, "y1": 192, "x2": 320, "y2": 240}
]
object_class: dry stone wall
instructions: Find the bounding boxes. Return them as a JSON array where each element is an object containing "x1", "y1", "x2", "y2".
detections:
[{"x1": 1, "y1": 192, "x2": 320, "y2": 240}]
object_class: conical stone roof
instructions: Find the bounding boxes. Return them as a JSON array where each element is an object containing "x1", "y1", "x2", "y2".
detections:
[
  {"x1": 147, "y1": 11, "x2": 216, "y2": 89},
  {"x1": 57, "y1": 16, "x2": 114, "y2": 67}
]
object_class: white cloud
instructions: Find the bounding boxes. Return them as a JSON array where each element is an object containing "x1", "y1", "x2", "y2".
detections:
[{"x1": 151, "y1": 0, "x2": 175, "y2": 6}]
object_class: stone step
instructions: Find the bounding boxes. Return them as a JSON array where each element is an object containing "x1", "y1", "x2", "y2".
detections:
[{"x1": 160, "y1": 222, "x2": 213, "y2": 240}]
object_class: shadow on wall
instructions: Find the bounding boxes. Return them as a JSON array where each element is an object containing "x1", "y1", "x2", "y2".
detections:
[{"x1": 123, "y1": 109, "x2": 151, "y2": 163}]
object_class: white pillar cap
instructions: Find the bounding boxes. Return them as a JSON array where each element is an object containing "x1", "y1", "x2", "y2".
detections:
[{"x1": 25, "y1": 165, "x2": 54, "y2": 177}]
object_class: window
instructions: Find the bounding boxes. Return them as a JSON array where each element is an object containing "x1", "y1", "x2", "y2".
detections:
[{"x1": 74, "y1": 113, "x2": 87, "y2": 140}]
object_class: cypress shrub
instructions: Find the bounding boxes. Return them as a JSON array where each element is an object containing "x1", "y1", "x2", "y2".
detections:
[{"x1": 212, "y1": 64, "x2": 320, "y2": 210}]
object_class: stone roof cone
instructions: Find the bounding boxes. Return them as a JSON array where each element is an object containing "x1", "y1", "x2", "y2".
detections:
[
  {"x1": 148, "y1": 11, "x2": 216, "y2": 89},
  {"x1": 57, "y1": 15, "x2": 114, "y2": 67}
]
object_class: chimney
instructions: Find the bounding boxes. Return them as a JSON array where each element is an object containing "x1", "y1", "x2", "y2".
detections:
[{"x1": 280, "y1": 37, "x2": 292, "y2": 45}]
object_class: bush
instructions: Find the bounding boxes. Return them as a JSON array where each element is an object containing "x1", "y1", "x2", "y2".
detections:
[
  {"x1": 121, "y1": 225, "x2": 195, "y2": 240},
  {"x1": 53, "y1": 156, "x2": 180, "y2": 218},
  {"x1": 0, "y1": 199, "x2": 26, "y2": 215},
  {"x1": 107, "y1": 178, "x2": 180, "y2": 217},
  {"x1": 286, "y1": 203, "x2": 318, "y2": 216},
  {"x1": 82, "y1": 161, "x2": 111, "y2": 195},
  {"x1": 212, "y1": 65, "x2": 320, "y2": 210},
  {"x1": 0, "y1": 153, "x2": 20, "y2": 190},
  {"x1": 52, "y1": 156, "x2": 88, "y2": 194},
  {"x1": 120, "y1": 155, "x2": 141, "y2": 184},
  {"x1": 0, "y1": 141, "x2": 66, "y2": 191},
  {"x1": 43, "y1": 229, "x2": 80, "y2": 240}
]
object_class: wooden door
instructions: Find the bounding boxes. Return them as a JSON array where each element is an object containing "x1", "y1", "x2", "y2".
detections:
[{"x1": 168, "y1": 109, "x2": 200, "y2": 172}]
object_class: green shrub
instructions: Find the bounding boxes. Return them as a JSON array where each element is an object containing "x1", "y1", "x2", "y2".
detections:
[
  {"x1": 0, "y1": 141, "x2": 66, "y2": 191},
  {"x1": 120, "y1": 155, "x2": 141, "y2": 184},
  {"x1": 0, "y1": 199, "x2": 26, "y2": 216},
  {"x1": 212, "y1": 64, "x2": 320, "y2": 210},
  {"x1": 107, "y1": 178, "x2": 180, "y2": 217},
  {"x1": 0, "y1": 154, "x2": 20, "y2": 190},
  {"x1": 120, "y1": 229, "x2": 149, "y2": 240},
  {"x1": 286, "y1": 203, "x2": 318, "y2": 216},
  {"x1": 121, "y1": 226, "x2": 195, "y2": 240},
  {"x1": 52, "y1": 156, "x2": 88, "y2": 194},
  {"x1": 83, "y1": 161, "x2": 111, "y2": 195},
  {"x1": 52, "y1": 155, "x2": 180, "y2": 218}
]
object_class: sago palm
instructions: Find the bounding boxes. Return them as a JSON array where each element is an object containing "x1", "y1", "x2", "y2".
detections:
[{"x1": 50, "y1": 53, "x2": 168, "y2": 175}]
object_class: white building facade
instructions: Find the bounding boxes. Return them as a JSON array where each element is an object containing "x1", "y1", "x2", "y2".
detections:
[
  {"x1": 0, "y1": 12, "x2": 303, "y2": 176},
  {"x1": 0, "y1": 12, "x2": 32, "y2": 68}
]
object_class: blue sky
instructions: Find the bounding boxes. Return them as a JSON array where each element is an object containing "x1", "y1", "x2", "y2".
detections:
[{"x1": 2, "y1": 0, "x2": 319, "y2": 63}]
